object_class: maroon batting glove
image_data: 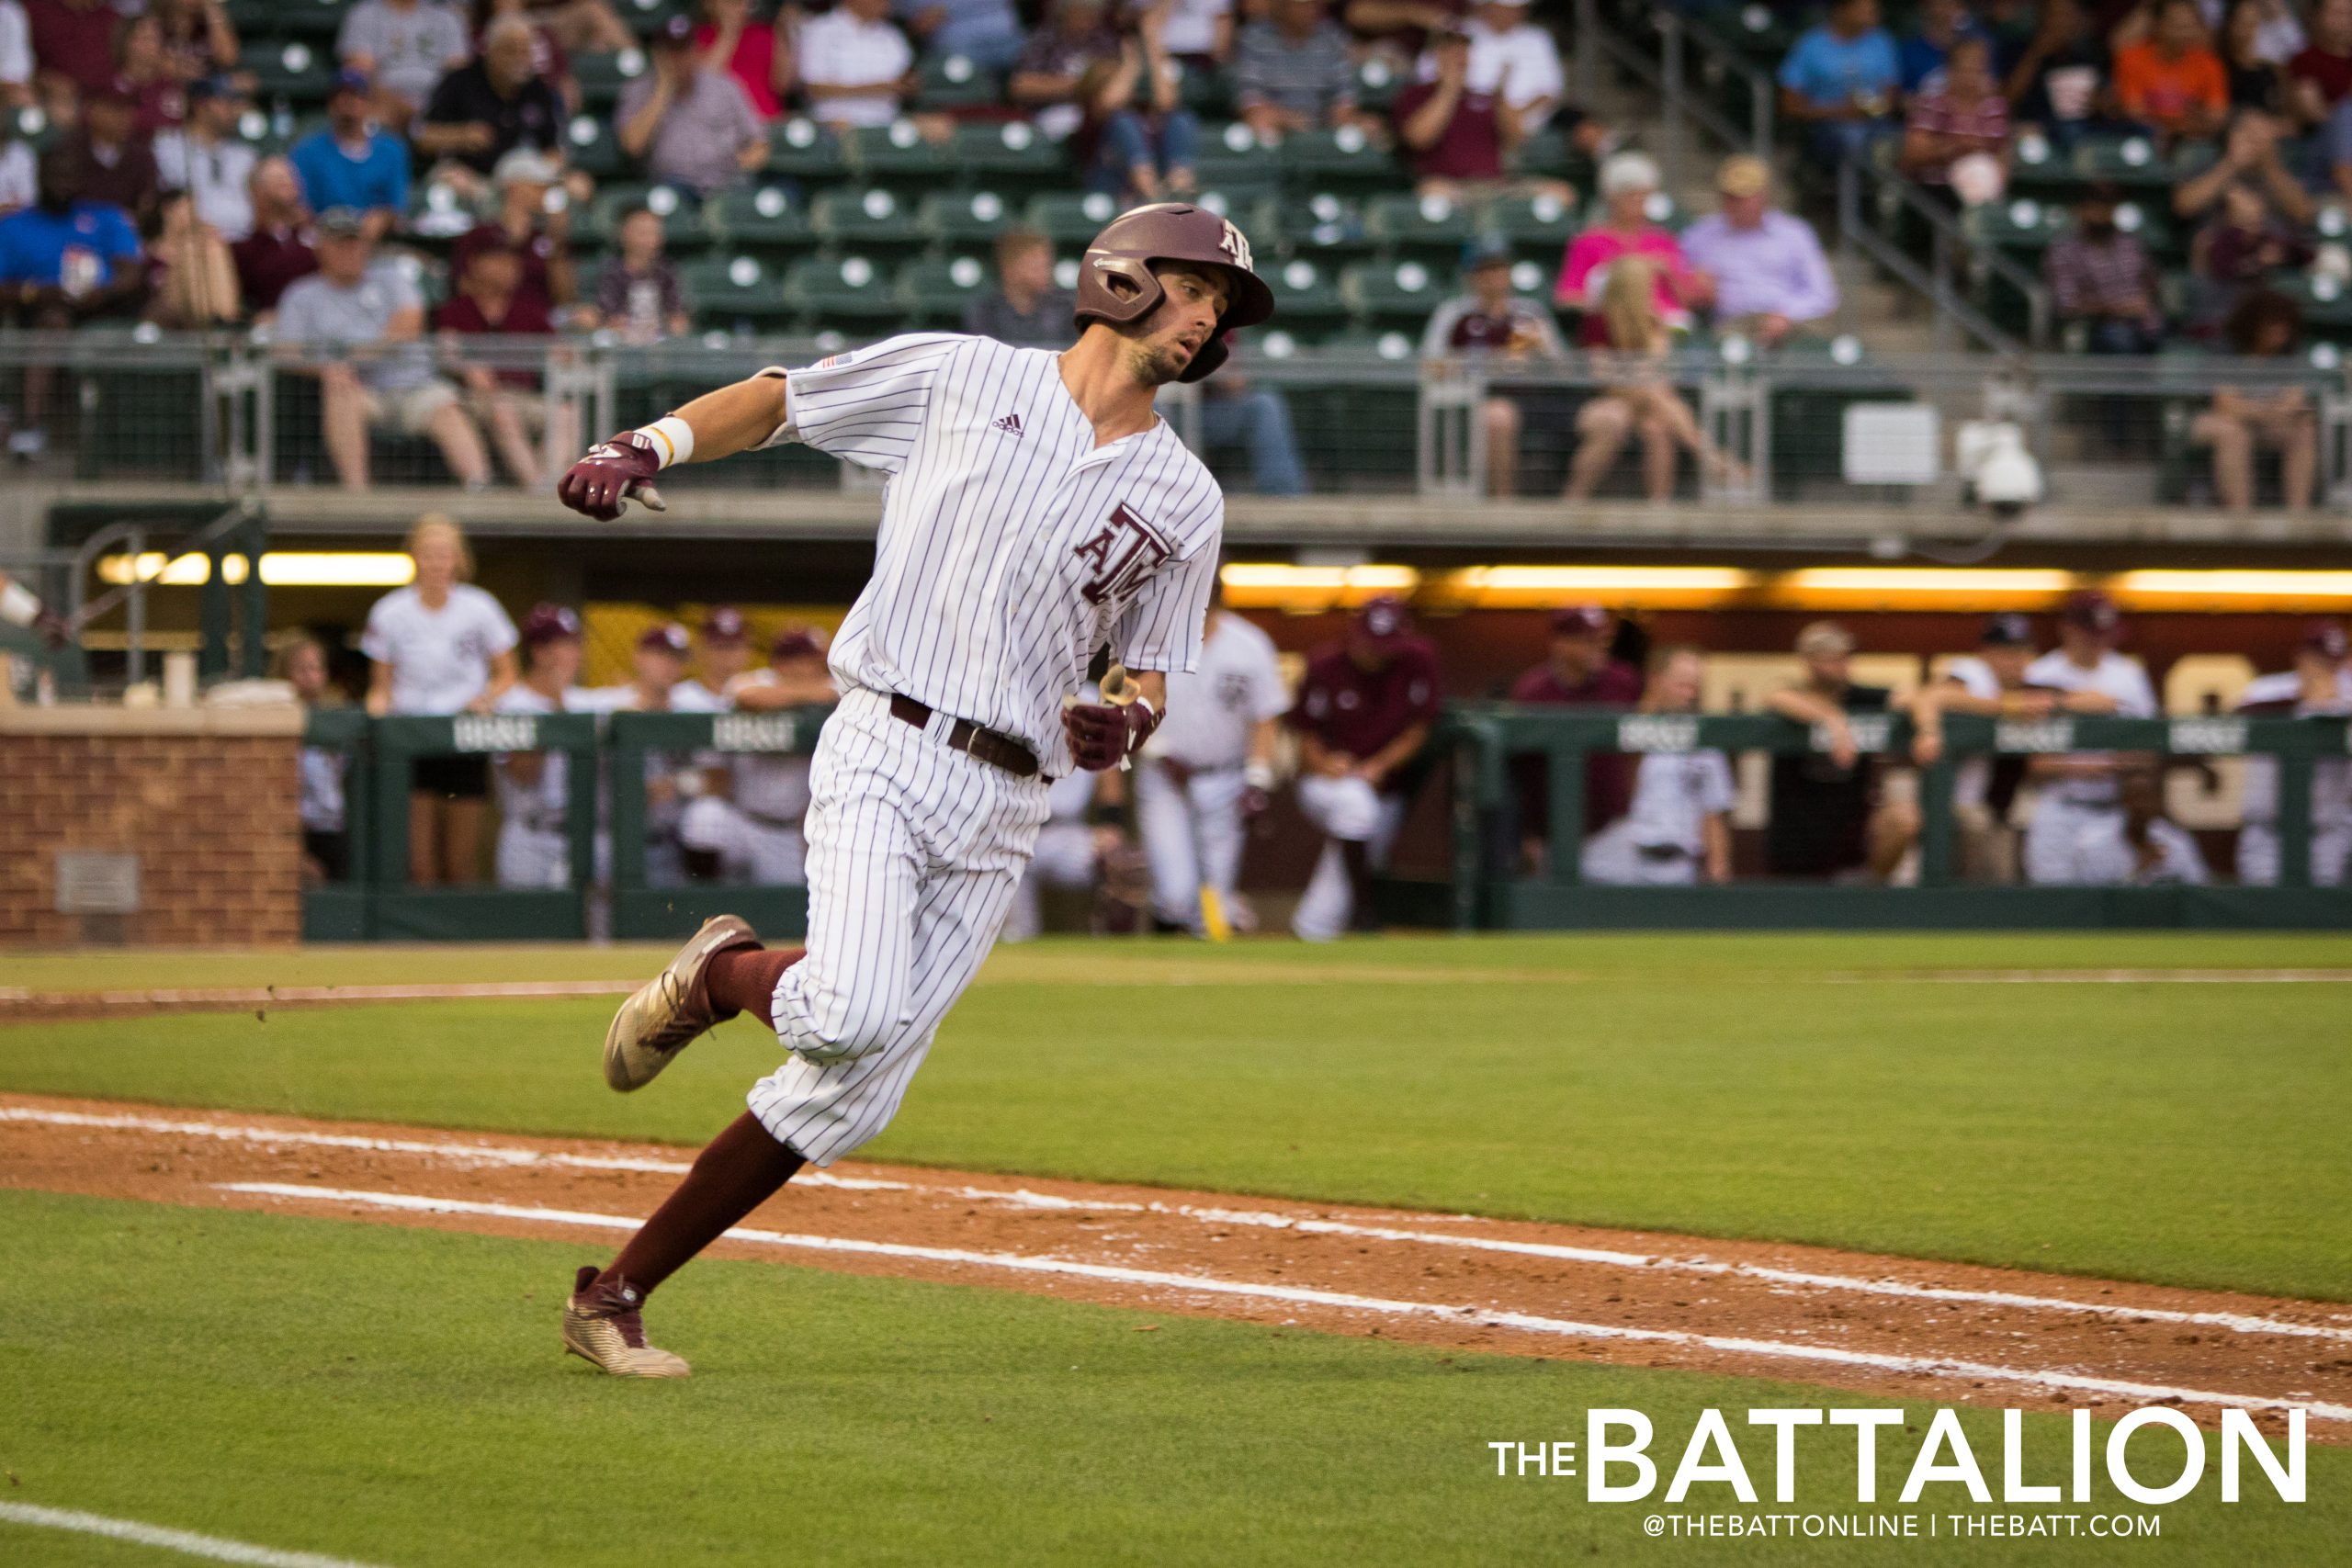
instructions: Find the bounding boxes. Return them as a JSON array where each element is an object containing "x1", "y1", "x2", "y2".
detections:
[
  {"x1": 1064, "y1": 699, "x2": 1160, "y2": 772},
  {"x1": 558, "y1": 431, "x2": 668, "y2": 521}
]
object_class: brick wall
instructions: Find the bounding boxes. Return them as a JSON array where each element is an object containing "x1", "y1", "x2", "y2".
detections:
[{"x1": 0, "y1": 709, "x2": 303, "y2": 947}]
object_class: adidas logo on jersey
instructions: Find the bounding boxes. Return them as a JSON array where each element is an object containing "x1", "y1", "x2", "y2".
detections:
[{"x1": 990, "y1": 413, "x2": 1023, "y2": 437}]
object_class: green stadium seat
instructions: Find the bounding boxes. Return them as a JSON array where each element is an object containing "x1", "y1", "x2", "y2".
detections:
[
  {"x1": 1697, "y1": 2, "x2": 1796, "y2": 63},
  {"x1": 2005, "y1": 128, "x2": 2073, "y2": 197},
  {"x1": 241, "y1": 40, "x2": 334, "y2": 104},
  {"x1": 1366, "y1": 191, "x2": 1476, "y2": 263},
  {"x1": 846, "y1": 119, "x2": 956, "y2": 187},
  {"x1": 1962, "y1": 196, "x2": 2071, "y2": 255},
  {"x1": 679, "y1": 254, "x2": 794, "y2": 325},
  {"x1": 408, "y1": 176, "x2": 477, "y2": 240},
  {"x1": 1296, "y1": 327, "x2": 1422, "y2": 362},
  {"x1": 783, "y1": 253, "x2": 904, "y2": 322},
  {"x1": 1260, "y1": 256, "x2": 1352, "y2": 339},
  {"x1": 898, "y1": 254, "x2": 992, "y2": 328},
  {"x1": 573, "y1": 49, "x2": 651, "y2": 113},
  {"x1": 765, "y1": 118, "x2": 850, "y2": 182},
  {"x1": 1192, "y1": 123, "x2": 1280, "y2": 202},
  {"x1": 1352, "y1": 57, "x2": 1405, "y2": 114},
  {"x1": 1177, "y1": 62, "x2": 1235, "y2": 118},
  {"x1": 1025, "y1": 190, "x2": 1125, "y2": 247},
  {"x1": 583, "y1": 185, "x2": 711, "y2": 251},
  {"x1": 619, "y1": 0, "x2": 690, "y2": 36},
  {"x1": 1579, "y1": 188, "x2": 1685, "y2": 232},
  {"x1": 707, "y1": 184, "x2": 819, "y2": 254},
  {"x1": 913, "y1": 53, "x2": 1001, "y2": 113},
  {"x1": 1487, "y1": 191, "x2": 1577, "y2": 256},
  {"x1": 1261, "y1": 192, "x2": 1376, "y2": 263},
  {"x1": 810, "y1": 186, "x2": 925, "y2": 254},
  {"x1": 1279, "y1": 125, "x2": 1398, "y2": 192},
  {"x1": 947, "y1": 119, "x2": 1069, "y2": 190},
  {"x1": 564, "y1": 112, "x2": 624, "y2": 178},
  {"x1": 2071, "y1": 132, "x2": 2175, "y2": 187},
  {"x1": 271, "y1": 0, "x2": 353, "y2": 42},
  {"x1": 1343, "y1": 258, "x2": 1448, "y2": 333},
  {"x1": 2270, "y1": 273, "x2": 2352, "y2": 341},
  {"x1": 921, "y1": 188, "x2": 1023, "y2": 249}
]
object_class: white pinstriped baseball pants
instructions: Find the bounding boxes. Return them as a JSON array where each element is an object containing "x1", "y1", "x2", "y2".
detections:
[{"x1": 747, "y1": 686, "x2": 1051, "y2": 1165}]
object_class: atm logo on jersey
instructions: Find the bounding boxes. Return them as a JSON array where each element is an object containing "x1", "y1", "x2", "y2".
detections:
[{"x1": 1074, "y1": 503, "x2": 1172, "y2": 604}]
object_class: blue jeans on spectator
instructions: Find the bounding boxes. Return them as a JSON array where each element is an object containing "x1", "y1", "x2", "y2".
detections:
[
  {"x1": 1807, "y1": 117, "x2": 1894, "y2": 167},
  {"x1": 2081, "y1": 317, "x2": 2161, "y2": 355},
  {"x1": 1202, "y1": 387, "x2": 1306, "y2": 494},
  {"x1": 1095, "y1": 108, "x2": 1200, "y2": 197}
]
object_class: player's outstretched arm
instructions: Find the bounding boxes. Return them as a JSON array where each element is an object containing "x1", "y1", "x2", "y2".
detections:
[{"x1": 557, "y1": 375, "x2": 793, "y2": 521}]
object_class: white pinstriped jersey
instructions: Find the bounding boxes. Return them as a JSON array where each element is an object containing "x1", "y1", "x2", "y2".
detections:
[
  {"x1": 2236, "y1": 669, "x2": 2352, "y2": 826},
  {"x1": 2022, "y1": 649, "x2": 2156, "y2": 805},
  {"x1": 1149, "y1": 610, "x2": 1286, "y2": 772},
  {"x1": 764, "y1": 333, "x2": 1224, "y2": 773}
]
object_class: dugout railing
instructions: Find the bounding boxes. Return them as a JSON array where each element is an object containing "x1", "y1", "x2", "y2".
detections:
[{"x1": 1439, "y1": 705, "x2": 2352, "y2": 931}]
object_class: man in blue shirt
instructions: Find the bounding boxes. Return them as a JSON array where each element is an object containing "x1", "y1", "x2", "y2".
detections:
[
  {"x1": 290, "y1": 70, "x2": 412, "y2": 241},
  {"x1": 0, "y1": 147, "x2": 149, "y2": 459},
  {"x1": 1897, "y1": 0, "x2": 1987, "y2": 94},
  {"x1": 1779, "y1": 0, "x2": 1903, "y2": 166}
]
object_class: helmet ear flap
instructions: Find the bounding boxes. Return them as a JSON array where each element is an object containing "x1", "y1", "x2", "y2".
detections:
[{"x1": 1075, "y1": 253, "x2": 1165, "y2": 328}]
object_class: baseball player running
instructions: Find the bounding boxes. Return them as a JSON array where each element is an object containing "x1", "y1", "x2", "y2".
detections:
[
  {"x1": 2234, "y1": 620, "x2": 2352, "y2": 886},
  {"x1": 1136, "y1": 577, "x2": 1286, "y2": 934},
  {"x1": 549, "y1": 203, "x2": 1271, "y2": 1376},
  {"x1": 2018, "y1": 591, "x2": 2159, "y2": 886},
  {"x1": 679, "y1": 629, "x2": 839, "y2": 885}
]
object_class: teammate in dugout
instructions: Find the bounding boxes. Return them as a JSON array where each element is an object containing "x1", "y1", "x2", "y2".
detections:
[
  {"x1": 2017, "y1": 590, "x2": 2161, "y2": 886},
  {"x1": 1578, "y1": 646, "x2": 1735, "y2": 886},
  {"x1": 1287, "y1": 595, "x2": 1443, "y2": 942},
  {"x1": 548, "y1": 202, "x2": 1272, "y2": 1376},
  {"x1": 492, "y1": 604, "x2": 590, "y2": 890},
  {"x1": 678, "y1": 629, "x2": 839, "y2": 886},
  {"x1": 2233, "y1": 619, "x2": 2352, "y2": 886}
]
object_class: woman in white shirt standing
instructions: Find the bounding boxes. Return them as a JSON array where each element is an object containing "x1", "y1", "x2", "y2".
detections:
[{"x1": 362, "y1": 514, "x2": 519, "y2": 885}]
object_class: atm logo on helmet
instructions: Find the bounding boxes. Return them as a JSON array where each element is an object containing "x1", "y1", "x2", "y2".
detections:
[{"x1": 1218, "y1": 220, "x2": 1252, "y2": 273}]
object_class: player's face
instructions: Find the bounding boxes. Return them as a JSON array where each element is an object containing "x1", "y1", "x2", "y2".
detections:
[
  {"x1": 1984, "y1": 644, "x2": 2033, "y2": 684},
  {"x1": 536, "y1": 636, "x2": 582, "y2": 688},
  {"x1": 702, "y1": 638, "x2": 751, "y2": 682},
  {"x1": 635, "y1": 648, "x2": 684, "y2": 688},
  {"x1": 1125, "y1": 267, "x2": 1229, "y2": 386},
  {"x1": 411, "y1": 527, "x2": 461, "y2": 589},
  {"x1": 1551, "y1": 628, "x2": 1604, "y2": 675},
  {"x1": 286, "y1": 642, "x2": 326, "y2": 698},
  {"x1": 1652, "y1": 652, "x2": 1703, "y2": 710}
]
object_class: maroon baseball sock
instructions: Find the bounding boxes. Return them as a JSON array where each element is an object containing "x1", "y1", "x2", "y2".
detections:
[
  {"x1": 597, "y1": 1112, "x2": 804, "y2": 1299},
  {"x1": 702, "y1": 945, "x2": 804, "y2": 1030}
]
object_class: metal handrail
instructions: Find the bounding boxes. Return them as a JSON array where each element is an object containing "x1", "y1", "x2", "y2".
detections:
[
  {"x1": 67, "y1": 499, "x2": 265, "y2": 683},
  {"x1": 1838, "y1": 157, "x2": 2047, "y2": 355}
]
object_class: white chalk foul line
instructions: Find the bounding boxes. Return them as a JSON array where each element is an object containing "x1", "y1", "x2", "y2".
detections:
[
  {"x1": 10, "y1": 1104, "x2": 2349, "y2": 1344},
  {"x1": 0, "y1": 1501, "x2": 390, "y2": 1568},
  {"x1": 0, "y1": 980, "x2": 639, "y2": 1009},
  {"x1": 1820, "y1": 969, "x2": 2352, "y2": 985},
  {"x1": 221, "y1": 1182, "x2": 2352, "y2": 1427}
]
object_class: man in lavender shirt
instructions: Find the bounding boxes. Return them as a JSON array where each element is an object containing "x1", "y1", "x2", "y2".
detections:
[{"x1": 1677, "y1": 155, "x2": 1839, "y2": 349}]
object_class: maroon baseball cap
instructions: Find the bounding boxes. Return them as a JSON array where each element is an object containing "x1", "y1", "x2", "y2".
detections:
[
  {"x1": 2301, "y1": 619, "x2": 2349, "y2": 660},
  {"x1": 521, "y1": 603, "x2": 582, "y2": 645},
  {"x1": 2060, "y1": 589, "x2": 2120, "y2": 636},
  {"x1": 771, "y1": 628, "x2": 824, "y2": 661},
  {"x1": 1353, "y1": 594, "x2": 1413, "y2": 645},
  {"x1": 701, "y1": 605, "x2": 748, "y2": 645},
  {"x1": 638, "y1": 622, "x2": 691, "y2": 657},
  {"x1": 1551, "y1": 604, "x2": 1611, "y2": 637}
]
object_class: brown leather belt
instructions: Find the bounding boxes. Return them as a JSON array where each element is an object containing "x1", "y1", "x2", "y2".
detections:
[{"x1": 888, "y1": 693, "x2": 1039, "y2": 778}]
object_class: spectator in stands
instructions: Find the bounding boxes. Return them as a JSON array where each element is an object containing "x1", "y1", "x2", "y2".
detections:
[
  {"x1": 1087, "y1": 1, "x2": 1199, "y2": 200},
  {"x1": 522, "y1": 0, "x2": 633, "y2": 55},
  {"x1": 153, "y1": 75, "x2": 253, "y2": 242},
  {"x1": 619, "y1": 15, "x2": 768, "y2": 198},
  {"x1": 1765, "y1": 620, "x2": 1916, "y2": 882},
  {"x1": 900, "y1": 0, "x2": 1024, "y2": 74},
  {"x1": 1900, "y1": 34, "x2": 2010, "y2": 193},
  {"x1": 2006, "y1": 0, "x2": 2112, "y2": 156},
  {"x1": 1441, "y1": 0, "x2": 1565, "y2": 134},
  {"x1": 1287, "y1": 594, "x2": 1442, "y2": 939},
  {"x1": 1422, "y1": 234, "x2": 1565, "y2": 495},
  {"x1": 145, "y1": 189, "x2": 239, "y2": 324},
  {"x1": 697, "y1": 0, "x2": 795, "y2": 119},
  {"x1": 2289, "y1": 0, "x2": 2352, "y2": 126},
  {"x1": 1506, "y1": 603, "x2": 1643, "y2": 874},
  {"x1": 2220, "y1": 0, "x2": 2289, "y2": 112},
  {"x1": 452, "y1": 146, "x2": 573, "y2": 312},
  {"x1": 1778, "y1": 0, "x2": 1901, "y2": 167},
  {"x1": 1679, "y1": 155, "x2": 1838, "y2": 348},
  {"x1": 1898, "y1": 0, "x2": 1984, "y2": 95},
  {"x1": 2043, "y1": 183, "x2": 2165, "y2": 353},
  {"x1": 1580, "y1": 647, "x2": 1735, "y2": 886},
  {"x1": 1200, "y1": 337, "x2": 1307, "y2": 494},
  {"x1": 1233, "y1": 0, "x2": 1374, "y2": 141},
  {"x1": 2191, "y1": 286, "x2": 2316, "y2": 511},
  {"x1": 419, "y1": 16, "x2": 569, "y2": 199},
  {"x1": 362, "y1": 513, "x2": 518, "y2": 886},
  {"x1": 2188, "y1": 176, "x2": 2313, "y2": 331},
  {"x1": 340, "y1": 0, "x2": 473, "y2": 131},
  {"x1": 1342, "y1": 0, "x2": 1463, "y2": 65},
  {"x1": 111, "y1": 13, "x2": 186, "y2": 133},
  {"x1": 435, "y1": 239, "x2": 567, "y2": 490},
  {"x1": 278, "y1": 630, "x2": 351, "y2": 886},
  {"x1": 231, "y1": 156, "x2": 317, "y2": 319},
  {"x1": 147, "y1": 0, "x2": 237, "y2": 89},
  {"x1": 292, "y1": 73, "x2": 412, "y2": 242},
  {"x1": 1566, "y1": 256, "x2": 1744, "y2": 501},
  {"x1": 798, "y1": 0, "x2": 915, "y2": 130},
  {"x1": 1159, "y1": 0, "x2": 1234, "y2": 73},
  {"x1": 2114, "y1": 0, "x2": 2230, "y2": 146},
  {"x1": 1008, "y1": 0, "x2": 1124, "y2": 145},
  {"x1": 62, "y1": 83, "x2": 160, "y2": 226},
  {"x1": 1555, "y1": 152, "x2": 1710, "y2": 343},
  {"x1": 0, "y1": 147, "x2": 146, "y2": 459},
  {"x1": 2234, "y1": 619, "x2": 2352, "y2": 886},
  {"x1": 587, "y1": 205, "x2": 690, "y2": 342},
  {"x1": 26, "y1": 0, "x2": 122, "y2": 118},
  {"x1": 2018, "y1": 590, "x2": 2162, "y2": 885},
  {"x1": 0, "y1": 0, "x2": 28, "y2": 111},
  {"x1": 470, "y1": 0, "x2": 574, "y2": 104},
  {"x1": 0, "y1": 128, "x2": 33, "y2": 214},
  {"x1": 1394, "y1": 23, "x2": 1576, "y2": 206},
  {"x1": 964, "y1": 225, "x2": 1071, "y2": 344},
  {"x1": 2183, "y1": 106, "x2": 2313, "y2": 225},
  {"x1": 275, "y1": 208, "x2": 492, "y2": 491}
]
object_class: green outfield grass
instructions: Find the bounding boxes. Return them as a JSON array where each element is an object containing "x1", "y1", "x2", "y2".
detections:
[
  {"x1": 6, "y1": 1190, "x2": 2344, "y2": 1568},
  {"x1": 3, "y1": 934, "x2": 2348, "y2": 1299}
]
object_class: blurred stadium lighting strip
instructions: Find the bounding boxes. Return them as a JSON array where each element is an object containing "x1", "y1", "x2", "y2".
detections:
[
  {"x1": 1770, "y1": 568, "x2": 2078, "y2": 610},
  {"x1": 1217, "y1": 562, "x2": 1419, "y2": 610},
  {"x1": 2112, "y1": 570, "x2": 2352, "y2": 608},
  {"x1": 1428, "y1": 566, "x2": 1758, "y2": 609},
  {"x1": 96, "y1": 552, "x2": 417, "y2": 588}
]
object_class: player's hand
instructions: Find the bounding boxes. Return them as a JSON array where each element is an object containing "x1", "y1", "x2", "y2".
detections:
[
  {"x1": 1065, "y1": 699, "x2": 1160, "y2": 771},
  {"x1": 559, "y1": 431, "x2": 668, "y2": 521},
  {"x1": 33, "y1": 606, "x2": 72, "y2": 648}
]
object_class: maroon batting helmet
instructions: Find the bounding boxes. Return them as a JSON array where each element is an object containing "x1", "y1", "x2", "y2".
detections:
[{"x1": 1074, "y1": 202, "x2": 1275, "y2": 382}]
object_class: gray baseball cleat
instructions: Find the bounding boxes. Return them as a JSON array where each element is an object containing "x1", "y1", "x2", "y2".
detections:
[
  {"x1": 603, "y1": 914, "x2": 760, "y2": 1092},
  {"x1": 562, "y1": 1266, "x2": 690, "y2": 1377}
]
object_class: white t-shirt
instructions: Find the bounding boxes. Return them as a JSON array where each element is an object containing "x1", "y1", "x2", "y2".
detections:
[
  {"x1": 1159, "y1": 0, "x2": 1233, "y2": 58},
  {"x1": 153, "y1": 131, "x2": 258, "y2": 242},
  {"x1": 2235, "y1": 668, "x2": 2352, "y2": 827},
  {"x1": 493, "y1": 681, "x2": 581, "y2": 829},
  {"x1": 1419, "y1": 17, "x2": 1564, "y2": 118},
  {"x1": 299, "y1": 739, "x2": 346, "y2": 833},
  {"x1": 2022, "y1": 649, "x2": 2156, "y2": 805},
  {"x1": 1620, "y1": 748, "x2": 1735, "y2": 857},
  {"x1": 1940, "y1": 654, "x2": 2002, "y2": 812},
  {"x1": 360, "y1": 583, "x2": 517, "y2": 715},
  {"x1": 0, "y1": 1, "x2": 29, "y2": 89},
  {"x1": 1151, "y1": 610, "x2": 1284, "y2": 771},
  {"x1": 2134, "y1": 818, "x2": 2210, "y2": 885},
  {"x1": 797, "y1": 9, "x2": 914, "y2": 128},
  {"x1": 0, "y1": 141, "x2": 36, "y2": 212},
  {"x1": 771, "y1": 333, "x2": 1225, "y2": 774}
]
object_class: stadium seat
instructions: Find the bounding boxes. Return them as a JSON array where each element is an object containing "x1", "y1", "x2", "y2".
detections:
[
  {"x1": 582, "y1": 185, "x2": 711, "y2": 251},
  {"x1": 765, "y1": 118, "x2": 850, "y2": 183},
  {"x1": 782, "y1": 254, "x2": 905, "y2": 323},
  {"x1": 947, "y1": 119, "x2": 1069, "y2": 192},
  {"x1": 898, "y1": 254, "x2": 992, "y2": 328},
  {"x1": 1696, "y1": 1, "x2": 1796, "y2": 64},
  {"x1": 572, "y1": 50, "x2": 651, "y2": 113},
  {"x1": 1259, "y1": 257, "x2": 1353, "y2": 340},
  {"x1": 845, "y1": 120, "x2": 955, "y2": 187},
  {"x1": 1026, "y1": 190, "x2": 1124, "y2": 247},
  {"x1": 1260, "y1": 193, "x2": 1377, "y2": 263},
  {"x1": 913, "y1": 53, "x2": 1002, "y2": 113},
  {"x1": 1279, "y1": 126, "x2": 1398, "y2": 193},
  {"x1": 2271, "y1": 273, "x2": 2352, "y2": 341},
  {"x1": 1488, "y1": 191, "x2": 1579, "y2": 264},
  {"x1": 678, "y1": 254, "x2": 794, "y2": 326},
  {"x1": 1962, "y1": 196, "x2": 2071, "y2": 256},
  {"x1": 2071, "y1": 132, "x2": 2176, "y2": 188},
  {"x1": 707, "y1": 185, "x2": 820, "y2": 255},
  {"x1": 810, "y1": 187, "x2": 926, "y2": 254},
  {"x1": 240, "y1": 40, "x2": 334, "y2": 105},
  {"x1": 1366, "y1": 191, "x2": 1476, "y2": 265},
  {"x1": 1351, "y1": 57, "x2": 1404, "y2": 114},
  {"x1": 1343, "y1": 258, "x2": 1448, "y2": 333},
  {"x1": 1178, "y1": 62, "x2": 1235, "y2": 118},
  {"x1": 564, "y1": 113, "x2": 624, "y2": 179},
  {"x1": 1191, "y1": 124, "x2": 1281, "y2": 203},
  {"x1": 270, "y1": 0, "x2": 353, "y2": 42},
  {"x1": 619, "y1": 0, "x2": 690, "y2": 36},
  {"x1": 918, "y1": 188, "x2": 1020, "y2": 249},
  {"x1": 408, "y1": 178, "x2": 476, "y2": 241}
]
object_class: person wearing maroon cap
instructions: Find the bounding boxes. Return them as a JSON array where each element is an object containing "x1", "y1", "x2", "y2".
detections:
[
  {"x1": 2020, "y1": 590, "x2": 2161, "y2": 885},
  {"x1": 584, "y1": 622, "x2": 712, "y2": 885},
  {"x1": 1287, "y1": 594, "x2": 1442, "y2": 938},
  {"x1": 676, "y1": 604, "x2": 752, "y2": 709},
  {"x1": 681, "y1": 627, "x2": 838, "y2": 886},
  {"x1": 1506, "y1": 603, "x2": 1642, "y2": 874},
  {"x1": 494, "y1": 602, "x2": 590, "y2": 889},
  {"x1": 2233, "y1": 619, "x2": 2352, "y2": 886}
]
